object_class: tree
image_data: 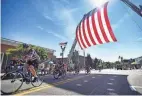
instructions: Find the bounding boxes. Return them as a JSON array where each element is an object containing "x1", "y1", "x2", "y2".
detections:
[
  {"x1": 6, "y1": 44, "x2": 48, "y2": 61},
  {"x1": 93, "y1": 58, "x2": 98, "y2": 69}
]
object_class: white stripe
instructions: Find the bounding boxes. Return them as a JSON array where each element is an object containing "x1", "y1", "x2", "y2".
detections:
[
  {"x1": 80, "y1": 22, "x2": 89, "y2": 48},
  {"x1": 77, "y1": 27, "x2": 84, "y2": 49},
  {"x1": 130, "y1": 86, "x2": 137, "y2": 91},
  {"x1": 100, "y1": 8, "x2": 113, "y2": 42},
  {"x1": 89, "y1": 15, "x2": 100, "y2": 45},
  {"x1": 94, "y1": 11, "x2": 106, "y2": 43},
  {"x1": 132, "y1": 86, "x2": 142, "y2": 89},
  {"x1": 84, "y1": 19, "x2": 94, "y2": 46}
]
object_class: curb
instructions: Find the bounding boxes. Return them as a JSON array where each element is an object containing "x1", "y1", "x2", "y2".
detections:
[{"x1": 127, "y1": 73, "x2": 142, "y2": 94}]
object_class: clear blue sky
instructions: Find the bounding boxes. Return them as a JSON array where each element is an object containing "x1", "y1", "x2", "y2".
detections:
[{"x1": 1, "y1": 0, "x2": 142, "y2": 62}]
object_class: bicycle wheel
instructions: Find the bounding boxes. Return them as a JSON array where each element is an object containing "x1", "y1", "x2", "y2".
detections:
[
  {"x1": 62, "y1": 70, "x2": 66, "y2": 78},
  {"x1": 31, "y1": 73, "x2": 43, "y2": 87},
  {"x1": 53, "y1": 70, "x2": 59, "y2": 79},
  {"x1": 1, "y1": 72, "x2": 23, "y2": 94}
]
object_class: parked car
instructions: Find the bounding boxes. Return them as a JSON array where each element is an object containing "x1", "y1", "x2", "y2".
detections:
[{"x1": 116, "y1": 64, "x2": 123, "y2": 70}]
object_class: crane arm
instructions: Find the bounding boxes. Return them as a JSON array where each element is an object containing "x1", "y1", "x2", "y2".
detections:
[
  {"x1": 121, "y1": 0, "x2": 142, "y2": 17},
  {"x1": 68, "y1": 38, "x2": 77, "y2": 64}
]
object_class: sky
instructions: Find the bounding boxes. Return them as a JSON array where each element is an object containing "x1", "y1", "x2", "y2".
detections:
[{"x1": 1, "y1": 0, "x2": 142, "y2": 62}]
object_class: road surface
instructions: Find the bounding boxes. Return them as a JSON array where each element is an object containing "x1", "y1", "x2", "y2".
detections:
[{"x1": 1, "y1": 69, "x2": 142, "y2": 95}]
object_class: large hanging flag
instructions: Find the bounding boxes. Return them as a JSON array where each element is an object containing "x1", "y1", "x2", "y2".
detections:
[{"x1": 76, "y1": 2, "x2": 117, "y2": 49}]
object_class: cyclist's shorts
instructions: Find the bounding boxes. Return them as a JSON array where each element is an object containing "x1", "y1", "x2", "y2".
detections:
[{"x1": 27, "y1": 59, "x2": 39, "y2": 68}]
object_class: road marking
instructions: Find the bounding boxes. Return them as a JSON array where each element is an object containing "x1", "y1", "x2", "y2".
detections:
[
  {"x1": 90, "y1": 87, "x2": 96, "y2": 95},
  {"x1": 110, "y1": 79, "x2": 114, "y2": 80},
  {"x1": 132, "y1": 86, "x2": 142, "y2": 89},
  {"x1": 76, "y1": 84, "x2": 82, "y2": 86},
  {"x1": 107, "y1": 88, "x2": 114, "y2": 91},
  {"x1": 15, "y1": 75, "x2": 89, "y2": 95},
  {"x1": 107, "y1": 83, "x2": 113, "y2": 85},
  {"x1": 130, "y1": 86, "x2": 137, "y2": 91},
  {"x1": 92, "y1": 77, "x2": 95, "y2": 78},
  {"x1": 84, "y1": 80, "x2": 88, "y2": 82}
]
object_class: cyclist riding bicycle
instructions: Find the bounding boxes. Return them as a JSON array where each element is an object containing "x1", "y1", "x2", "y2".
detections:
[
  {"x1": 22, "y1": 43, "x2": 40, "y2": 82},
  {"x1": 56, "y1": 60, "x2": 65, "y2": 76}
]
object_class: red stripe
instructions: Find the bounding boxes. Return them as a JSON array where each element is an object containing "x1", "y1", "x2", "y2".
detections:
[
  {"x1": 104, "y1": 3, "x2": 117, "y2": 41},
  {"x1": 86, "y1": 17, "x2": 96, "y2": 45},
  {"x1": 97, "y1": 9, "x2": 109, "y2": 43},
  {"x1": 76, "y1": 26, "x2": 83, "y2": 49},
  {"x1": 82, "y1": 19, "x2": 91, "y2": 47},
  {"x1": 78, "y1": 24, "x2": 86, "y2": 48},
  {"x1": 91, "y1": 12, "x2": 103, "y2": 44}
]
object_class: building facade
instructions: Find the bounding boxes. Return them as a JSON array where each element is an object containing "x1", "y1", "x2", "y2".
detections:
[{"x1": 1, "y1": 38, "x2": 56, "y2": 72}]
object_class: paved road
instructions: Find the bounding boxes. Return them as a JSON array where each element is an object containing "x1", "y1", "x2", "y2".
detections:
[{"x1": 1, "y1": 69, "x2": 142, "y2": 95}]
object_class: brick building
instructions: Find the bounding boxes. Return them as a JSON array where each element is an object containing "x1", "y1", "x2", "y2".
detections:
[{"x1": 1, "y1": 38, "x2": 56, "y2": 72}]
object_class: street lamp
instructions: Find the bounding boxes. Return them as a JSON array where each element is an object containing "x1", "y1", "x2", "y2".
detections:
[{"x1": 59, "y1": 42, "x2": 67, "y2": 64}]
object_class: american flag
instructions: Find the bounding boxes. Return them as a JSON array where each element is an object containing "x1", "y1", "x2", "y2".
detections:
[
  {"x1": 76, "y1": 2, "x2": 117, "y2": 49},
  {"x1": 59, "y1": 42, "x2": 68, "y2": 46}
]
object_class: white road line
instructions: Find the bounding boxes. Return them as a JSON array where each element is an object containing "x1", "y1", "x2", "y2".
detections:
[
  {"x1": 84, "y1": 80, "x2": 88, "y2": 82},
  {"x1": 107, "y1": 83, "x2": 113, "y2": 85},
  {"x1": 76, "y1": 84, "x2": 82, "y2": 86},
  {"x1": 130, "y1": 86, "x2": 137, "y2": 91},
  {"x1": 133, "y1": 86, "x2": 142, "y2": 89},
  {"x1": 107, "y1": 88, "x2": 115, "y2": 91},
  {"x1": 110, "y1": 79, "x2": 114, "y2": 80},
  {"x1": 90, "y1": 87, "x2": 96, "y2": 95}
]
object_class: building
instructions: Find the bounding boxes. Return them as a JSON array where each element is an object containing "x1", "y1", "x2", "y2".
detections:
[
  {"x1": 1, "y1": 38, "x2": 56, "y2": 72},
  {"x1": 122, "y1": 59, "x2": 131, "y2": 70},
  {"x1": 119, "y1": 56, "x2": 142, "y2": 70},
  {"x1": 135, "y1": 56, "x2": 142, "y2": 65},
  {"x1": 131, "y1": 56, "x2": 142, "y2": 69},
  {"x1": 56, "y1": 57, "x2": 68, "y2": 64}
]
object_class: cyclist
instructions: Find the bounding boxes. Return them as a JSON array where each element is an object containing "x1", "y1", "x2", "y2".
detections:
[
  {"x1": 22, "y1": 43, "x2": 40, "y2": 82},
  {"x1": 85, "y1": 60, "x2": 90, "y2": 73},
  {"x1": 57, "y1": 60, "x2": 64, "y2": 76}
]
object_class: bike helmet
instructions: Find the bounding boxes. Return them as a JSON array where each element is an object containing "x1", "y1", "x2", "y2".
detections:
[{"x1": 23, "y1": 43, "x2": 29, "y2": 48}]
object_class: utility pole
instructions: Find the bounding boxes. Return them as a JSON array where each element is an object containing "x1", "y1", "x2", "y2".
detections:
[{"x1": 59, "y1": 42, "x2": 67, "y2": 65}]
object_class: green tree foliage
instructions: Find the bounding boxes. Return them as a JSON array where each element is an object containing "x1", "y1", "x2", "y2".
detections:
[
  {"x1": 6, "y1": 44, "x2": 48, "y2": 60},
  {"x1": 92, "y1": 58, "x2": 98, "y2": 69}
]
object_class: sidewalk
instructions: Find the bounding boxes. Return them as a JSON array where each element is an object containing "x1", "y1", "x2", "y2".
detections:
[
  {"x1": 127, "y1": 73, "x2": 142, "y2": 94},
  {"x1": 0, "y1": 73, "x2": 5, "y2": 77}
]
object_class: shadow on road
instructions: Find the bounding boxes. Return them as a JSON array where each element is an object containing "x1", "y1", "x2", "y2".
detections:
[
  {"x1": 40, "y1": 73, "x2": 141, "y2": 95},
  {"x1": 1, "y1": 73, "x2": 141, "y2": 95}
]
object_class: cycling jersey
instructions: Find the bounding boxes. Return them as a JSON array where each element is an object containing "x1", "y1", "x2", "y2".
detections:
[{"x1": 25, "y1": 49, "x2": 40, "y2": 61}]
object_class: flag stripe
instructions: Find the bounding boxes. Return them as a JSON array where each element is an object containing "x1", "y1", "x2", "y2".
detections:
[
  {"x1": 91, "y1": 12, "x2": 102, "y2": 44},
  {"x1": 86, "y1": 16, "x2": 97, "y2": 45},
  {"x1": 84, "y1": 18, "x2": 94, "y2": 46},
  {"x1": 82, "y1": 18, "x2": 91, "y2": 47},
  {"x1": 100, "y1": 8, "x2": 113, "y2": 42},
  {"x1": 78, "y1": 24, "x2": 86, "y2": 48},
  {"x1": 104, "y1": 3, "x2": 117, "y2": 41},
  {"x1": 89, "y1": 15, "x2": 100, "y2": 45},
  {"x1": 97, "y1": 9, "x2": 109, "y2": 43},
  {"x1": 80, "y1": 22, "x2": 88, "y2": 48},
  {"x1": 76, "y1": 26, "x2": 83, "y2": 49},
  {"x1": 94, "y1": 12, "x2": 106, "y2": 43}
]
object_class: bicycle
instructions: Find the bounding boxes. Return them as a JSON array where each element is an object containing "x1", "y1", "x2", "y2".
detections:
[
  {"x1": 74, "y1": 67, "x2": 80, "y2": 75},
  {"x1": 85, "y1": 67, "x2": 90, "y2": 74},
  {"x1": 1, "y1": 64, "x2": 43, "y2": 94},
  {"x1": 53, "y1": 68, "x2": 66, "y2": 79}
]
